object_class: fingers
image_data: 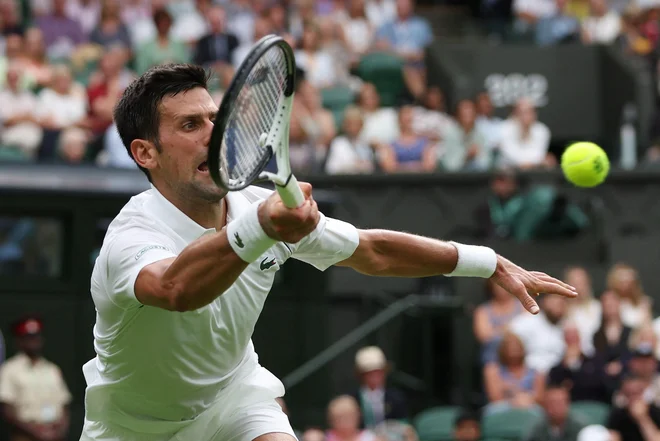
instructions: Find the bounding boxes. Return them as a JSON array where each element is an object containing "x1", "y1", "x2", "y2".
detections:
[
  {"x1": 512, "y1": 281, "x2": 540, "y2": 315},
  {"x1": 530, "y1": 272, "x2": 577, "y2": 293},
  {"x1": 298, "y1": 181, "x2": 313, "y2": 200}
]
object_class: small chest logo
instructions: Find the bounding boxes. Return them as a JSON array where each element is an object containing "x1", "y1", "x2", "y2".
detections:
[{"x1": 260, "y1": 257, "x2": 277, "y2": 271}]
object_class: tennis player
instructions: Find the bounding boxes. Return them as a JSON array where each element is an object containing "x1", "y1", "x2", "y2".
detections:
[{"x1": 80, "y1": 64, "x2": 576, "y2": 441}]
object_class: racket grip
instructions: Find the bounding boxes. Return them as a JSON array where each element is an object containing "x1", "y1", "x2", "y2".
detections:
[{"x1": 277, "y1": 174, "x2": 305, "y2": 208}]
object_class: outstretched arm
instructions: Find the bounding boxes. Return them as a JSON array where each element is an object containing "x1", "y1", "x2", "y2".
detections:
[{"x1": 337, "y1": 230, "x2": 577, "y2": 314}]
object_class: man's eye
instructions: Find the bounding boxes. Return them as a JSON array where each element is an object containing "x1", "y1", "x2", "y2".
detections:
[{"x1": 183, "y1": 122, "x2": 196, "y2": 130}]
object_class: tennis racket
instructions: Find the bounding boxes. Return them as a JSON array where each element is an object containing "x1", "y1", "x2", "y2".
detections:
[{"x1": 208, "y1": 34, "x2": 305, "y2": 209}]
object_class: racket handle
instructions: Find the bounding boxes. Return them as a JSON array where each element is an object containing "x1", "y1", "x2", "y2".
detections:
[{"x1": 277, "y1": 174, "x2": 305, "y2": 208}]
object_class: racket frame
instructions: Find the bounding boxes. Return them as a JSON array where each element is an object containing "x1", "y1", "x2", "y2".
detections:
[{"x1": 209, "y1": 34, "x2": 304, "y2": 208}]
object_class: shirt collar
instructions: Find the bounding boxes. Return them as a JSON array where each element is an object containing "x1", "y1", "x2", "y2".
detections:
[
  {"x1": 146, "y1": 184, "x2": 249, "y2": 244},
  {"x1": 147, "y1": 184, "x2": 218, "y2": 243}
]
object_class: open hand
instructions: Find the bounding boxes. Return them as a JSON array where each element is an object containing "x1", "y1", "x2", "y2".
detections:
[{"x1": 490, "y1": 255, "x2": 578, "y2": 314}]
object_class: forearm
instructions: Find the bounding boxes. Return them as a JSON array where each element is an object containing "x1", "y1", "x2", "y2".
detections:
[
  {"x1": 638, "y1": 415, "x2": 660, "y2": 440},
  {"x1": 343, "y1": 230, "x2": 459, "y2": 277}
]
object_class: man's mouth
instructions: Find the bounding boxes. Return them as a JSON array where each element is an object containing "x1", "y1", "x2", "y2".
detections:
[{"x1": 198, "y1": 161, "x2": 209, "y2": 172}]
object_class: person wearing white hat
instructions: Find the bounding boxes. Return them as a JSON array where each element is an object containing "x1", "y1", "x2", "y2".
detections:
[{"x1": 352, "y1": 346, "x2": 407, "y2": 429}]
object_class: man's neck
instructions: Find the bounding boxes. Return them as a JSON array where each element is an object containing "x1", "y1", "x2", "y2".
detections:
[{"x1": 155, "y1": 183, "x2": 227, "y2": 230}]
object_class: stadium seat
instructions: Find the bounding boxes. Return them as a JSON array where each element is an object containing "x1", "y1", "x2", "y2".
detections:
[
  {"x1": 482, "y1": 408, "x2": 542, "y2": 440},
  {"x1": 0, "y1": 146, "x2": 30, "y2": 162},
  {"x1": 356, "y1": 52, "x2": 406, "y2": 107},
  {"x1": 320, "y1": 85, "x2": 355, "y2": 130},
  {"x1": 570, "y1": 401, "x2": 611, "y2": 426},
  {"x1": 413, "y1": 406, "x2": 459, "y2": 441}
]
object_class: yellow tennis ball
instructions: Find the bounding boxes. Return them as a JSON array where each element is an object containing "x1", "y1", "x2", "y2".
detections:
[{"x1": 561, "y1": 142, "x2": 610, "y2": 188}]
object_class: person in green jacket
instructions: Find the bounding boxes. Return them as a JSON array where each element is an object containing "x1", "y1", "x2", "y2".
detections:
[{"x1": 524, "y1": 384, "x2": 586, "y2": 441}]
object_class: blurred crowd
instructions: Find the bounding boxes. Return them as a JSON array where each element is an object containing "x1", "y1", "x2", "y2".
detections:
[
  {"x1": 0, "y1": 0, "x2": 571, "y2": 175},
  {"x1": 466, "y1": 263, "x2": 660, "y2": 441}
]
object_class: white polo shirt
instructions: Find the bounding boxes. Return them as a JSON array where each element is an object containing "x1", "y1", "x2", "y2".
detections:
[
  {"x1": 82, "y1": 185, "x2": 359, "y2": 433},
  {"x1": 509, "y1": 312, "x2": 565, "y2": 374}
]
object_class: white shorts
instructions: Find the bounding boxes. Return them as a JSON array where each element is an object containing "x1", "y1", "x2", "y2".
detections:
[{"x1": 80, "y1": 366, "x2": 297, "y2": 441}]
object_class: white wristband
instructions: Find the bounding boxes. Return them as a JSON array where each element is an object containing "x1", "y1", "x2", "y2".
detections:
[
  {"x1": 446, "y1": 242, "x2": 498, "y2": 278},
  {"x1": 226, "y1": 202, "x2": 277, "y2": 263}
]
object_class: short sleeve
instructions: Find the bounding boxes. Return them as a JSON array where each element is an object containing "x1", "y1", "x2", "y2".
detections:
[
  {"x1": 291, "y1": 214, "x2": 360, "y2": 271},
  {"x1": 100, "y1": 228, "x2": 177, "y2": 309},
  {"x1": 52, "y1": 367, "x2": 72, "y2": 406},
  {"x1": 0, "y1": 363, "x2": 17, "y2": 405}
]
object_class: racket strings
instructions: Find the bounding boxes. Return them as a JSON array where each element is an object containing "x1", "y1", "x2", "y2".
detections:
[{"x1": 221, "y1": 46, "x2": 289, "y2": 187}]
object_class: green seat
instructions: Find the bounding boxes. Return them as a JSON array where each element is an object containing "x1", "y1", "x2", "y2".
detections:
[
  {"x1": 571, "y1": 401, "x2": 611, "y2": 426},
  {"x1": 482, "y1": 408, "x2": 542, "y2": 440},
  {"x1": 413, "y1": 406, "x2": 459, "y2": 441},
  {"x1": 356, "y1": 52, "x2": 406, "y2": 107},
  {"x1": 320, "y1": 85, "x2": 355, "y2": 130},
  {"x1": 0, "y1": 146, "x2": 30, "y2": 162}
]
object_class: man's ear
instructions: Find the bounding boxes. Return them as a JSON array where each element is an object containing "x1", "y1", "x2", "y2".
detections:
[{"x1": 130, "y1": 139, "x2": 159, "y2": 172}]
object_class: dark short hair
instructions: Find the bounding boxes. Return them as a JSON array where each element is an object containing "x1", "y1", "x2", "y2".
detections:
[
  {"x1": 454, "y1": 409, "x2": 480, "y2": 427},
  {"x1": 114, "y1": 63, "x2": 210, "y2": 181}
]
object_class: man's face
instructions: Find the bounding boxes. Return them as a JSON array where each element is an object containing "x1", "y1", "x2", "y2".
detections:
[
  {"x1": 630, "y1": 355, "x2": 658, "y2": 379},
  {"x1": 454, "y1": 420, "x2": 480, "y2": 441},
  {"x1": 362, "y1": 369, "x2": 386, "y2": 390},
  {"x1": 544, "y1": 388, "x2": 570, "y2": 425},
  {"x1": 18, "y1": 334, "x2": 43, "y2": 357},
  {"x1": 543, "y1": 295, "x2": 567, "y2": 324},
  {"x1": 148, "y1": 87, "x2": 225, "y2": 202}
]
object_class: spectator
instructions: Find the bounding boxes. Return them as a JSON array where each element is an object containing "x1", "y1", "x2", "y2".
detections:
[
  {"x1": 576, "y1": 425, "x2": 611, "y2": 441},
  {"x1": 607, "y1": 374, "x2": 660, "y2": 441},
  {"x1": 497, "y1": 98, "x2": 554, "y2": 170},
  {"x1": 473, "y1": 279, "x2": 524, "y2": 365},
  {"x1": 592, "y1": 290, "x2": 632, "y2": 388},
  {"x1": 548, "y1": 322, "x2": 611, "y2": 403},
  {"x1": 120, "y1": 0, "x2": 150, "y2": 32},
  {"x1": 135, "y1": 8, "x2": 190, "y2": 75},
  {"x1": 57, "y1": 126, "x2": 89, "y2": 164},
  {"x1": 171, "y1": 0, "x2": 213, "y2": 46},
  {"x1": 325, "y1": 106, "x2": 375, "y2": 175},
  {"x1": 0, "y1": 316, "x2": 72, "y2": 441},
  {"x1": 302, "y1": 428, "x2": 327, "y2": 441},
  {"x1": 1, "y1": 0, "x2": 23, "y2": 35},
  {"x1": 84, "y1": 46, "x2": 134, "y2": 137},
  {"x1": 0, "y1": 34, "x2": 29, "y2": 90},
  {"x1": 89, "y1": 0, "x2": 131, "y2": 51},
  {"x1": 336, "y1": 0, "x2": 374, "y2": 62},
  {"x1": 512, "y1": 0, "x2": 558, "y2": 39},
  {"x1": 452, "y1": 410, "x2": 481, "y2": 441},
  {"x1": 524, "y1": 384, "x2": 586, "y2": 441},
  {"x1": 616, "y1": 6, "x2": 654, "y2": 58},
  {"x1": 535, "y1": 0, "x2": 581, "y2": 46},
  {"x1": 193, "y1": 6, "x2": 238, "y2": 70},
  {"x1": 374, "y1": 0, "x2": 432, "y2": 100},
  {"x1": 289, "y1": 0, "x2": 318, "y2": 40},
  {"x1": 439, "y1": 99, "x2": 488, "y2": 171},
  {"x1": 35, "y1": 64, "x2": 88, "y2": 160},
  {"x1": 378, "y1": 105, "x2": 435, "y2": 173},
  {"x1": 372, "y1": 420, "x2": 418, "y2": 441},
  {"x1": 510, "y1": 294, "x2": 568, "y2": 374},
  {"x1": 317, "y1": 17, "x2": 354, "y2": 89},
  {"x1": 623, "y1": 341, "x2": 660, "y2": 406},
  {"x1": 352, "y1": 346, "x2": 407, "y2": 429},
  {"x1": 294, "y1": 21, "x2": 338, "y2": 90},
  {"x1": 268, "y1": 3, "x2": 289, "y2": 35},
  {"x1": 233, "y1": 14, "x2": 272, "y2": 69},
  {"x1": 365, "y1": 0, "x2": 397, "y2": 30},
  {"x1": 125, "y1": 0, "x2": 167, "y2": 49},
  {"x1": 357, "y1": 83, "x2": 400, "y2": 147},
  {"x1": 226, "y1": 0, "x2": 258, "y2": 48},
  {"x1": 628, "y1": 324, "x2": 660, "y2": 369},
  {"x1": 473, "y1": 168, "x2": 525, "y2": 240},
  {"x1": 22, "y1": 28, "x2": 54, "y2": 89},
  {"x1": 289, "y1": 78, "x2": 336, "y2": 172},
  {"x1": 99, "y1": 123, "x2": 138, "y2": 169},
  {"x1": 35, "y1": 0, "x2": 86, "y2": 61},
  {"x1": 483, "y1": 331, "x2": 545, "y2": 415},
  {"x1": 606, "y1": 263, "x2": 652, "y2": 329},
  {"x1": 0, "y1": 63, "x2": 43, "y2": 158},
  {"x1": 66, "y1": 0, "x2": 101, "y2": 37},
  {"x1": 564, "y1": 266, "x2": 601, "y2": 356},
  {"x1": 581, "y1": 0, "x2": 622, "y2": 44},
  {"x1": 475, "y1": 91, "x2": 503, "y2": 155},
  {"x1": 411, "y1": 86, "x2": 452, "y2": 148},
  {"x1": 326, "y1": 395, "x2": 377, "y2": 441}
]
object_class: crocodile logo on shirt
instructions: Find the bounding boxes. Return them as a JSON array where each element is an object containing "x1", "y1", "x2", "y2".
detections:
[
  {"x1": 260, "y1": 257, "x2": 277, "y2": 271},
  {"x1": 234, "y1": 232, "x2": 244, "y2": 248}
]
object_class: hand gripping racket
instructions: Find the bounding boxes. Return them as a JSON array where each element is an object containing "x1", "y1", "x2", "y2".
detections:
[{"x1": 208, "y1": 35, "x2": 305, "y2": 208}]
